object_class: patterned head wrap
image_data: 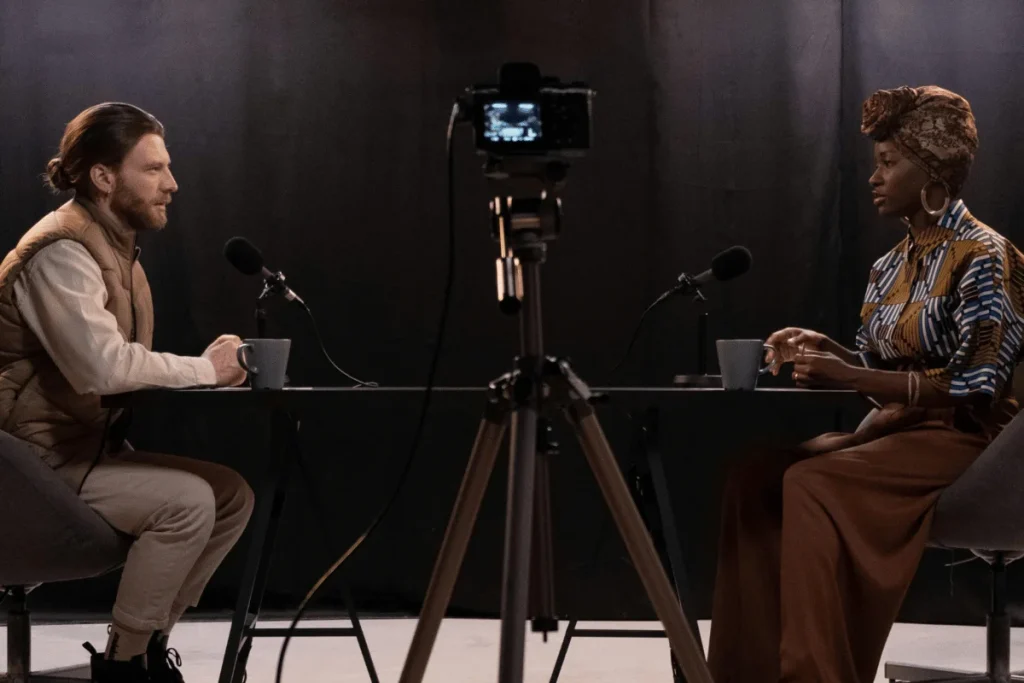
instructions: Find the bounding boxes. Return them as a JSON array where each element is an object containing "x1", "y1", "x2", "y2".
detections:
[{"x1": 861, "y1": 85, "x2": 978, "y2": 196}]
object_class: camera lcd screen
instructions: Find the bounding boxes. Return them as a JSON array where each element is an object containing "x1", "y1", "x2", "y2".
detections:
[{"x1": 482, "y1": 101, "x2": 542, "y2": 144}]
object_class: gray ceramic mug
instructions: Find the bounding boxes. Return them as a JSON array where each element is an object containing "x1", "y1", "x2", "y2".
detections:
[
  {"x1": 236, "y1": 339, "x2": 292, "y2": 390},
  {"x1": 716, "y1": 339, "x2": 778, "y2": 391}
]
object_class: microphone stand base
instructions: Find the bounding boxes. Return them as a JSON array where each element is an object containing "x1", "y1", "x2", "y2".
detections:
[{"x1": 672, "y1": 374, "x2": 722, "y2": 388}]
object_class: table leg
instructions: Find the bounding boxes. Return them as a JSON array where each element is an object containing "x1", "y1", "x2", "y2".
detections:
[
  {"x1": 343, "y1": 585, "x2": 380, "y2": 683},
  {"x1": 634, "y1": 407, "x2": 702, "y2": 682},
  {"x1": 218, "y1": 408, "x2": 295, "y2": 683},
  {"x1": 548, "y1": 619, "x2": 577, "y2": 683}
]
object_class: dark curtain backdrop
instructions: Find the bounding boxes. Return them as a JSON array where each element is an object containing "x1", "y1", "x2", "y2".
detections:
[{"x1": 2, "y1": 0, "x2": 1023, "y2": 625}]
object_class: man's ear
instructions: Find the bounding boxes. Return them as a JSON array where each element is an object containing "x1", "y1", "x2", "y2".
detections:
[{"x1": 89, "y1": 163, "x2": 117, "y2": 197}]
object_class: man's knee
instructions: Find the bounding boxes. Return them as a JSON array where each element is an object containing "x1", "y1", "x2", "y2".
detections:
[
  {"x1": 163, "y1": 477, "x2": 218, "y2": 538},
  {"x1": 231, "y1": 471, "x2": 256, "y2": 523},
  {"x1": 210, "y1": 465, "x2": 255, "y2": 524}
]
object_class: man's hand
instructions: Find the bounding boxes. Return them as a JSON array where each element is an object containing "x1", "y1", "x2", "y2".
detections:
[
  {"x1": 202, "y1": 334, "x2": 247, "y2": 387},
  {"x1": 764, "y1": 327, "x2": 831, "y2": 375},
  {"x1": 792, "y1": 349, "x2": 859, "y2": 389}
]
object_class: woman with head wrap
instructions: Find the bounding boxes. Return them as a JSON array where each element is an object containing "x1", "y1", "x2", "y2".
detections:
[{"x1": 705, "y1": 87, "x2": 1024, "y2": 682}]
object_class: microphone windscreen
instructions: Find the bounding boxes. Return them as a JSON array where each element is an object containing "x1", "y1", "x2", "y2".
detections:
[
  {"x1": 224, "y1": 237, "x2": 264, "y2": 276},
  {"x1": 710, "y1": 246, "x2": 752, "y2": 282}
]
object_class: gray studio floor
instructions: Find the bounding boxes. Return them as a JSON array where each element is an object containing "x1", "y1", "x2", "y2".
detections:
[{"x1": 1, "y1": 618, "x2": 1019, "y2": 682}]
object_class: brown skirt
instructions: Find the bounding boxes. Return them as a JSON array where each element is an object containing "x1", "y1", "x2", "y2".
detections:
[{"x1": 705, "y1": 406, "x2": 1003, "y2": 683}]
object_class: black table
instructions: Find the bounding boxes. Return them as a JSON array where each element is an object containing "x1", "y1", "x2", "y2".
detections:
[
  {"x1": 104, "y1": 386, "x2": 869, "y2": 683},
  {"x1": 105, "y1": 385, "x2": 865, "y2": 405}
]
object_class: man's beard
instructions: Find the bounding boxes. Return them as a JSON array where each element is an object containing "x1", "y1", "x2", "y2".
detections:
[{"x1": 111, "y1": 184, "x2": 165, "y2": 232}]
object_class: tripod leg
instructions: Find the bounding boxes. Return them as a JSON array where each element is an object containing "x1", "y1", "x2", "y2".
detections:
[
  {"x1": 566, "y1": 401, "x2": 714, "y2": 683},
  {"x1": 529, "y1": 445, "x2": 557, "y2": 634},
  {"x1": 398, "y1": 403, "x2": 509, "y2": 683},
  {"x1": 498, "y1": 404, "x2": 541, "y2": 683}
]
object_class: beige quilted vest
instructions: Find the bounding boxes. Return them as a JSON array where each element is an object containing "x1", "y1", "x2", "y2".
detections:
[{"x1": 0, "y1": 199, "x2": 154, "y2": 467}]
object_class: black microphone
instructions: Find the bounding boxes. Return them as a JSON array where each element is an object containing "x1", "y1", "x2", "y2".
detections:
[
  {"x1": 223, "y1": 236, "x2": 306, "y2": 308},
  {"x1": 611, "y1": 245, "x2": 753, "y2": 374},
  {"x1": 675, "y1": 245, "x2": 752, "y2": 293}
]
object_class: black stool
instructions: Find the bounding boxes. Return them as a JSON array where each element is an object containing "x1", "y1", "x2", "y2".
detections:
[{"x1": 0, "y1": 431, "x2": 130, "y2": 683}]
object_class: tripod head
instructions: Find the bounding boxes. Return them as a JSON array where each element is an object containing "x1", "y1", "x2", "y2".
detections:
[{"x1": 488, "y1": 159, "x2": 568, "y2": 315}]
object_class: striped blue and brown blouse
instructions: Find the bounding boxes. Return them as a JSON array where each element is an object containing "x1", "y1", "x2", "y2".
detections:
[{"x1": 856, "y1": 199, "x2": 1024, "y2": 400}]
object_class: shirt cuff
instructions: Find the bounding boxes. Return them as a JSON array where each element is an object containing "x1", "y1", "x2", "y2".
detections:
[{"x1": 194, "y1": 358, "x2": 218, "y2": 386}]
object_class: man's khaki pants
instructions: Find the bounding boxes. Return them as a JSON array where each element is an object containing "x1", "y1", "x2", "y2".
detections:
[{"x1": 57, "y1": 450, "x2": 255, "y2": 632}]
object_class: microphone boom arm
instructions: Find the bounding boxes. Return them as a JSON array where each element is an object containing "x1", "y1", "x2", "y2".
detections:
[
  {"x1": 674, "y1": 274, "x2": 708, "y2": 302},
  {"x1": 255, "y1": 271, "x2": 299, "y2": 338}
]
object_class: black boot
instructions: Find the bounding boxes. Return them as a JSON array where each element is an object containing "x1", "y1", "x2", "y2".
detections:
[
  {"x1": 147, "y1": 633, "x2": 185, "y2": 683},
  {"x1": 83, "y1": 642, "x2": 150, "y2": 683}
]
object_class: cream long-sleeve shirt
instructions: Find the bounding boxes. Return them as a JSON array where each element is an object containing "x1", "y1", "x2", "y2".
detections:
[{"x1": 12, "y1": 239, "x2": 217, "y2": 395}]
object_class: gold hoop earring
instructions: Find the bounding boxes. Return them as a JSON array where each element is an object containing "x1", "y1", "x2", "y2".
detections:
[{"x1": 921, "y1": 181, "x2": 950, "y2": 217}]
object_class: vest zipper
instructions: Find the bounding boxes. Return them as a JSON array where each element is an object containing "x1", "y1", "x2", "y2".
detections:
[
  {"x1": 130, "y1": 241, "x2": 140, "y2": 342},
  {"x1": 81, "y1": 231, "x2": 140, "y2": 492}
]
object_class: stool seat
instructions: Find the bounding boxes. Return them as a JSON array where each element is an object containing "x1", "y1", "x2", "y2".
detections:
[
  {"x1": 928, "y1": 411, "x2": 1024, "y2": 554},
  {"x1": 1, "y1": 429, "x2": 130, "y2": 682},
  {"x1": 0, "y1": 430, "x2": 129, "y2": 587},
  {"x1": 887, "y1": 411, "x2": 1024, "y2": 683}
]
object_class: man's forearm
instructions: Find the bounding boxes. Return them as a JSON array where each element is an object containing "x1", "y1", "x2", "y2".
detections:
[
  {"x1": 90, "y1": 344, "x2": 217, "y2": 395},
  {"x1": 14, "y1": 240, "x2": 218, "y2": 396}
]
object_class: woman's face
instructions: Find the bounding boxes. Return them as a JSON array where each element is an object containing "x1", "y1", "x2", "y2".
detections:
[{"x1": 868, "y1": 139, "x2": 932, "y2": 218}]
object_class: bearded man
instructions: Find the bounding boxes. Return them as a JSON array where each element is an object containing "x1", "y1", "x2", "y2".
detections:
[{"x1": 0, "y1": 102, "x2": 255, "y2": 683}]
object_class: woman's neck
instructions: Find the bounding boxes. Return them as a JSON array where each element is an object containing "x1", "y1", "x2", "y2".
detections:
[{"x1": 903, "y1": 207, "x2": 941, "y2": 234}]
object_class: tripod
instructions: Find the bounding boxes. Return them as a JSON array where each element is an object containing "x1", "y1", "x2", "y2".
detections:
[{"x1": 397, "y1": 178, "x2": 714, "y2": 683}]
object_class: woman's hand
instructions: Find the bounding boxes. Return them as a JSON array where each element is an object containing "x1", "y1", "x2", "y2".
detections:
[
  {"x1": 792, "y1": 349, "x2": 860, "y2": 388},
  {"x1": 764, "y1": 327, "x2": 831, "y2": 375}
]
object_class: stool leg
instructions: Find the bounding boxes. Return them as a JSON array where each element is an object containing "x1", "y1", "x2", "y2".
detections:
[
  {"x1": 989, "y1": 556, "x2": 1009, "y2": 681},
  {"x1": 7, "y1": 587, "x2": 29, "y2": 683}
]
